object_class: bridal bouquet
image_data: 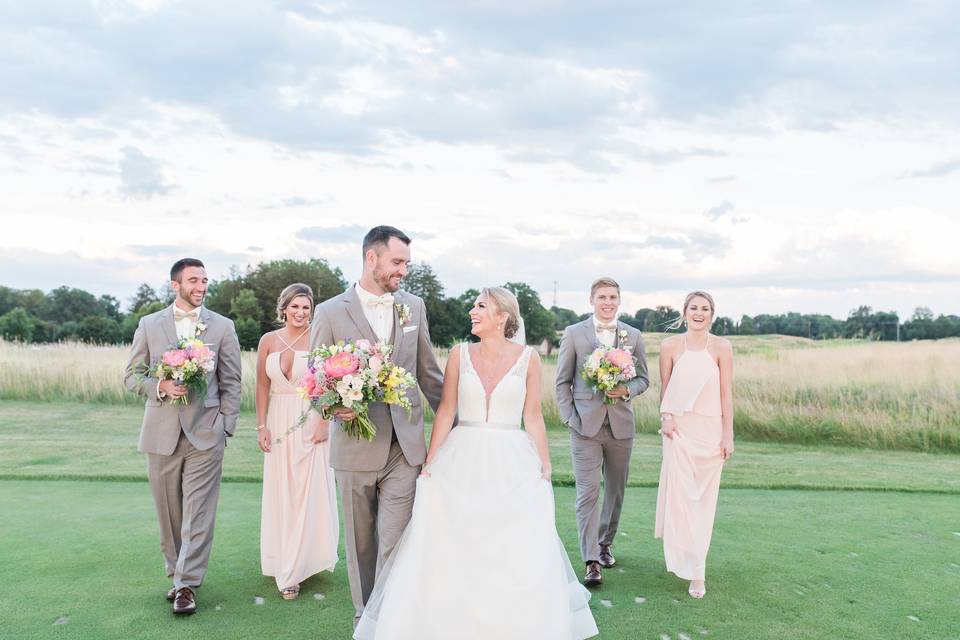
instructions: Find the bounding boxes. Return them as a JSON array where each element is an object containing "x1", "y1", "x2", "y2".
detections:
[
  {"x1": 298, "y1": 339, "x2": 417, "y2": 441},
  {"x1": 149, "y1": 338, "x2": 217, "y2": 406},
  {"x1": 581, "y1": 346, "x2": 637, "y2": 405}
]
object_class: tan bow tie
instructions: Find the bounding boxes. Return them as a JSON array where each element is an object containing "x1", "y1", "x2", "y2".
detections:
[
  {"x1": 174, "y1": 308, "x2": 200, "y2": 322},
  {"x1": 366, "y1": 295, "x2": 394, "y2": 308},
  {"x1": 596, "y1": 323, "x2": 617, "y2": 332}
]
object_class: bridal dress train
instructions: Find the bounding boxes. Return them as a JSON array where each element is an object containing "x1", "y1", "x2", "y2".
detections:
[{"x1": 354, "y1": 344, "x2": 598, "y2": 640}]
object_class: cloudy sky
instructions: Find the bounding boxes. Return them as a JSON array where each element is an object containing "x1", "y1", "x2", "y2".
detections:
[{"x1": 2, "y1": 1, "x2": 958, "y2": 320}]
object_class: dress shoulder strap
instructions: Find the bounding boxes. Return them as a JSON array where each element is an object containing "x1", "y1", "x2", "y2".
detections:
[{"x1": 515, "y1": 346, "x2": 535, "y2": 378}]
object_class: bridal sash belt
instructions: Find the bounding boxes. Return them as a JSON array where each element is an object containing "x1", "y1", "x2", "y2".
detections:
[{"x1": 457, "y1": 420, "x2": 522, "y2": 431}]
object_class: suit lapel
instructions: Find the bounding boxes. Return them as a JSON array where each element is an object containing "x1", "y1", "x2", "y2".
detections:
[
  {"x1": 343, "y1": 287, "x2": 380, "y2": 344},
  {"x1": 162, "y1": 306, "x2": 178, "y2": 346},
  {"x1": 579, "y1": 319, "x2": 597, "y2": 352}
]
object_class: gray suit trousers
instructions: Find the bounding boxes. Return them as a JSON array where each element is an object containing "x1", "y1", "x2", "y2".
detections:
[
  {"x1": 335, "y1": 439, "x2": 420, "y2": 620},
  {"x1": 147, "y1": 431, "x2": 225, "y2": 589},
  {"x1": 570, "y1": 422, "x2": 634, "y2": 563}
]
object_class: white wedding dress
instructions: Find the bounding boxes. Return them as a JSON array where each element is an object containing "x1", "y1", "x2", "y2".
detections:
[{"x1": 354, "y1": 344, "x2": 598, "y2": 640}]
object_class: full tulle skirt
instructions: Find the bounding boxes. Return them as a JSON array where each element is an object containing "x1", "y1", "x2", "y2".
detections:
[
  {"x1": 354, "y1": 425, "x2": 598, "y2": 640},
  {"x1": 260, "y1": 394, "x2": 339, "y2": 590},
  {"x1": 654, "y1": 412, "x2": 724, "y2": 581}
]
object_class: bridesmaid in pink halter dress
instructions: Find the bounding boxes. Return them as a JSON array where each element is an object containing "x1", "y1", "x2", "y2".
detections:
[
  {"x1": 256, "y1": 284, "x2": 339, "y2": 600},
  {"x1": 655, "y1": 291, "x2": 734, "y2": 599}
]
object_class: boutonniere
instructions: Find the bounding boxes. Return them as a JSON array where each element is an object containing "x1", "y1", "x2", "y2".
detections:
[
  {"x1": 617, "y1": 329, "x2": 629, "y2": 348},
  {"x1": 194, "y1": 321, "x2": 207, "y2": 339},
  {"x1": 396, "y1": 303, "x2": 412, "y2": 326}
]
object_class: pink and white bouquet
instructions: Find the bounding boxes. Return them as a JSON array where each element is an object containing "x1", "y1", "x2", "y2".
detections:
[
  {"x1": 149, "y1": 337, "x2": 217, "y2": 406},
  {"x1": 580, "y1": 346, "x2": 637, "y2": 405},
  {"x1": 298, "y1": 339, "x2": 417, "y2": 441}
]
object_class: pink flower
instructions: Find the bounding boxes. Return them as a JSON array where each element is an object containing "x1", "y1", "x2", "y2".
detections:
[
  {"x1": 355, "y1": 339, "x2": 372, "y2": 352},
  {"x1": 300, "y1": 370, "x2": 318, "y2": 397},
  {"x1": 323, "y1": 351, "x2": 360, "y2": 379},
  {"x1": 604, "y1": 348, "x2": 633, "y2": 371},
  {"x1": 163, "y1": 349, "x2": 188, "y2": 367}
]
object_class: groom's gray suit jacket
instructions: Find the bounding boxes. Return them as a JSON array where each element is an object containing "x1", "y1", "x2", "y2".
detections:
[
  {"x1": 310, "y1": 286, "x2": 444, "y2": 472},
  {"x1": 124, "y1": 306, "x2": 243, "y2": 455},
  {"x1": 555, "y1": 319, "x2": 649, "y2": 439}
]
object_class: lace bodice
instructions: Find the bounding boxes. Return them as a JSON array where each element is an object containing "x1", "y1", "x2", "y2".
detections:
[{"x1": 457, "y1": 343, "x2": 533, "y2": 427}]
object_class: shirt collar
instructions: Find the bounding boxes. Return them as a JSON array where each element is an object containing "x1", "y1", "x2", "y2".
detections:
[
  {"x1": 171, "y1": 302, "x2": 203, "y2": 317},
  {"x1": 592, "y1": 315, "x2": 617, "y2": 331},
  {"x1": 355, "y1": 283, "x2": 393, "y2": 303}
]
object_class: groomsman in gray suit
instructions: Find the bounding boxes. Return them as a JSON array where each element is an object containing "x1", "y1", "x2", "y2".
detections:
[
  {"x1": 124, "y1": 258, "x2": 242, "y2": 615},
  {"x1": 310, "y1": 226, "x2": 444, "y2": 624},
  {"x1": 555, "y1": 277, "x2": 648, "y2": 587}
]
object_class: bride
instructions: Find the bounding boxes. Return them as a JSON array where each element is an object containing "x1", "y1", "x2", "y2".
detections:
[{"x1": 354, "y1": 287, "x2": 598, "y2": 640}]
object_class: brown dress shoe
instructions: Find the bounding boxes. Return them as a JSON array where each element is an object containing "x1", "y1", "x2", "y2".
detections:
[
  {"x1": 173, "y1": 587, "x2": 197, "y2": 615},
  {"x1": 166, "y1": 587, "x2": 176, "y2": 602},
  {"x1": 584, "y1": 561, "x2": 602, "y2": 587},
  {"x1": 599, "y1": 544, "x2": 616, "y2": 568}
]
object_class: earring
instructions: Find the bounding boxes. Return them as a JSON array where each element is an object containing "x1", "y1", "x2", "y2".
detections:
[{"x1": 497, "y1": 324, "x2": 503, "y2": 331}]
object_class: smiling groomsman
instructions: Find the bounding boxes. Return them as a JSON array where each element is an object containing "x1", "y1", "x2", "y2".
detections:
[
  {"x1": 123, "y1": 258, "x2": 242, "y2": 615},
  {"x1": 555, "y1": 277, "x2": 649, "y2": 587}
]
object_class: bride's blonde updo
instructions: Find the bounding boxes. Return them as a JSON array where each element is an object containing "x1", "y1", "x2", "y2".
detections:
[{"x1": 481, "y1": 287, "x2": 521, "y2": 339}]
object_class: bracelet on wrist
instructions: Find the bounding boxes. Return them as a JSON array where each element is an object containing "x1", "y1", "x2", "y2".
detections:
[{"x1": 256, "y1": 424, "x2": 266, "y2": 431}]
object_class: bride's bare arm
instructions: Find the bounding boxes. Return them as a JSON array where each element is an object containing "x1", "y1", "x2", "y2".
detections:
[
  {"x1": 422, "y1": 346, "x2": 461, "y2": 473},
  {"x1": 521, "y1": 351, "x2": 552, "y2": 480}
]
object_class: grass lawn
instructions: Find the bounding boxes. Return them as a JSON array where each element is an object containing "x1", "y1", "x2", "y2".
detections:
[
  {"x1": 2, "y1": 401, "x2": 958, "y2": 493},
  {"x1": 3, "y1": 480, "x2": 958, "y2": 640}
]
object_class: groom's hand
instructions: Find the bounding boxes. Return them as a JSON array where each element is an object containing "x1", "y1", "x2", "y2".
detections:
[
  {"x1": 605, "y1": 385, "x2": 628, "y2": 399},
  {"x1": 159, "y1": 380, "x2": 187, "y2": 399},
  {"x1": 332, "y1": 407, "x2": 357, "y2": 422}
]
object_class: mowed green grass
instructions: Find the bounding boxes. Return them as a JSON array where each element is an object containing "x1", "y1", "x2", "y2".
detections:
[
  {"x1": 2, "y1": 401, "x2": 958, "y2": 493},
  {"x1": 3, "y1": 480, "x2": 958, "y2": 640}
]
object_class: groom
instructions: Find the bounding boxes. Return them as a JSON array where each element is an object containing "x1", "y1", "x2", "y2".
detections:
[
  {"x1": 555, "y1": 277, "x2": 648, "y2": 587},
  {"x1": 311, "y1": 225, "x2": 444, "y2": 623},
  {"x1": 123, "y1": 258, "x2": 242, "y2": 614}
]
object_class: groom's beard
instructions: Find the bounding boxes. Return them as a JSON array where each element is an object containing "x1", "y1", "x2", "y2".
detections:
[
  {"x1": 374, "y1": 270, "x2": 402, "y2": 293},
  {"x1": 177, "y1": 289, "x2": 204, "y2": 310}
]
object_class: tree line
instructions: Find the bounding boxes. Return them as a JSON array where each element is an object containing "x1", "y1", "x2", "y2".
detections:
[{"x1": 1, "y1": 259, "x2": 957, "y2": 348}]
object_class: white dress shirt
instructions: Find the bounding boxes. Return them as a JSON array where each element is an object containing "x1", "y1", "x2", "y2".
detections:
[
  {"x1": 173, "y1": 303, "x2": 202, "y2": 340},
  {"x1": 157, "y1": 303, "x2": 202, "y2": 400},
  {"x1": 355, "y1": 283, "x2": 394, "y2": 343},
  {"x1": 592, "y1": 315, "x2": 617, "y2": 348}
]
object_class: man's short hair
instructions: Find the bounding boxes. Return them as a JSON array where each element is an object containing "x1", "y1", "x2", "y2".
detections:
[
  {"x1": 362, "y1": 225, "x2": 411, "y2": 258},
  {"x1": 590, "y1": 277, "x2": 620, "y2": 298},
  {"x1": 170, "y1": 258, "x2": 205, "y2": 282}
]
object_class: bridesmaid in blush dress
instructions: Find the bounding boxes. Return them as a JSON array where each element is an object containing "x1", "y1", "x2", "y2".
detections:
[
  {"x1": 256, "y1": 283, "x2": 339, "y2": 600},
  {"x1": 655, "y1": 290, "x2": 734, "y2": 599}
]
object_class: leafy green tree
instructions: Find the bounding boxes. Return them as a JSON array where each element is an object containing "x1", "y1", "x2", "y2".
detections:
[
  {"x1": 207, "y1": 259, "x2": 347, "y2": 335},
  {"x1": 712, "y1": 316, "x2": 735, "y2": 335},
  {"x1": 738, "y1": 315, "x2": 756, "y2": 335},
  {"x1": 229, "y1": 289, "x2": 262, "y2": 323},
  {"x1": 77, "y1": 316, "x2": 121, "y2": 344},
  {"x1": 0, "y1": 286, "x2": 16, "y2": 316},
  {"x1": 550, "y1": 306, "x2": 581, "y2": 331},
  {"x1": 121, "y1": 301, "x2": 167, "y2": 342},
  {"x1": 650, "y1": 305, "x2": 679, "y2": 332},
  {"x1": 235, "y1": 317, "x2": 262, "y2": 351},
  {"x1": 129, "y1": 283, "x2": 161, "y2": 313},
  {"x1": 618, "y1": 312, "x2": 643, "y2": 330},
  {"x1": 98, "y1": 295, "x2": 123, "y2": 322},
  {"x1": 402, "y1": 264, "x2": 469, "y2": 347},
  {"x1": 0, "y1": 307, "x2": 36, "y2": 342},
  {"x1": 38, "y1": 287, "x2": 101, "y2": 324},
  {"x1": 503, "y1": 282, "x2": 555, "y2": 346},
  {"x1": 14, "y1": 289, "x2": 45, "y2": 314},
  {"x1": 54, "y1": 321, "x2": 82, "y2": 342}
]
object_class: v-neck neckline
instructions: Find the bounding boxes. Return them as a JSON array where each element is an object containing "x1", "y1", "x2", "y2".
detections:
[{"x1": 465, "y1": 344, "x2": 528, "y2": 398}]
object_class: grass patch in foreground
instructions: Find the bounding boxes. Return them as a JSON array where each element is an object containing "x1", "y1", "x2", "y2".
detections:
[
  {"x1": 2, "y1": 480, "x2": 957, "y2": 640},
  {"x1": 1, "y1": 401, "x2": 959, "y2": 493}
]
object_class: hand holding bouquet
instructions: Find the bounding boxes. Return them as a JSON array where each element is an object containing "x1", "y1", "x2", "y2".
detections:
[
  {"x1": 298, "y1": 339, "x2": 417, "y2": 441},
  {"x1": 149, "y1": 338, "x2": 217, "y2": 406},
  {"x1": 580, "y1": 346, "x2": 637, "y2": 405}
]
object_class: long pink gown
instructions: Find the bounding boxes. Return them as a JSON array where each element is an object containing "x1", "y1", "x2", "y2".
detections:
[
  {"x1": 655, "y1": 336, "x2": 725, "y2": 581},
  {"x1": 260, "y1": 349, "x2": 339, "y2": 590}
]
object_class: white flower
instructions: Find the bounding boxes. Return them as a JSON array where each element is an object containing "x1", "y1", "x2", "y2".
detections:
[
  {"x1": 346, "y1": 388, "x2": 363, "y2": 403},
  {"x1": 369, "y1": 356, "x2": 384, "y2": 376}
]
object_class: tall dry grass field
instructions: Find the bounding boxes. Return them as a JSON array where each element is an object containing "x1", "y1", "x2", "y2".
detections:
[{"x1": 1, "y1": 337, "x2": 957, "y2": 451}]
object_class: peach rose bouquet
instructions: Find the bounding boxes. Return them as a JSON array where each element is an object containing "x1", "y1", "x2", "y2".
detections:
[
  {"x1": 581, "y1": 346, "x2": 638, "y2": 405},
  {"x1": 148, "y1": 337, "x2": 217, "y2": 406},
  {"x1": 298, "y1": 339, "x2": 416, "y2": 440}
]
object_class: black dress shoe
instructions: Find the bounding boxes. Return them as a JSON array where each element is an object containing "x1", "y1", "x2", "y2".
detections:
[
  {"x1": 173, "y1": 587, "x2": 197, "y2": 615},
  {"x1": 166, "y1": 587, "x2": 176, "y2": 602},
  {"x1": 584, "y1": 561, "x2": 602, "y2": 587},
  {"x1": 599, "y1": 544, "x2": 616, "y2": 568}
]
